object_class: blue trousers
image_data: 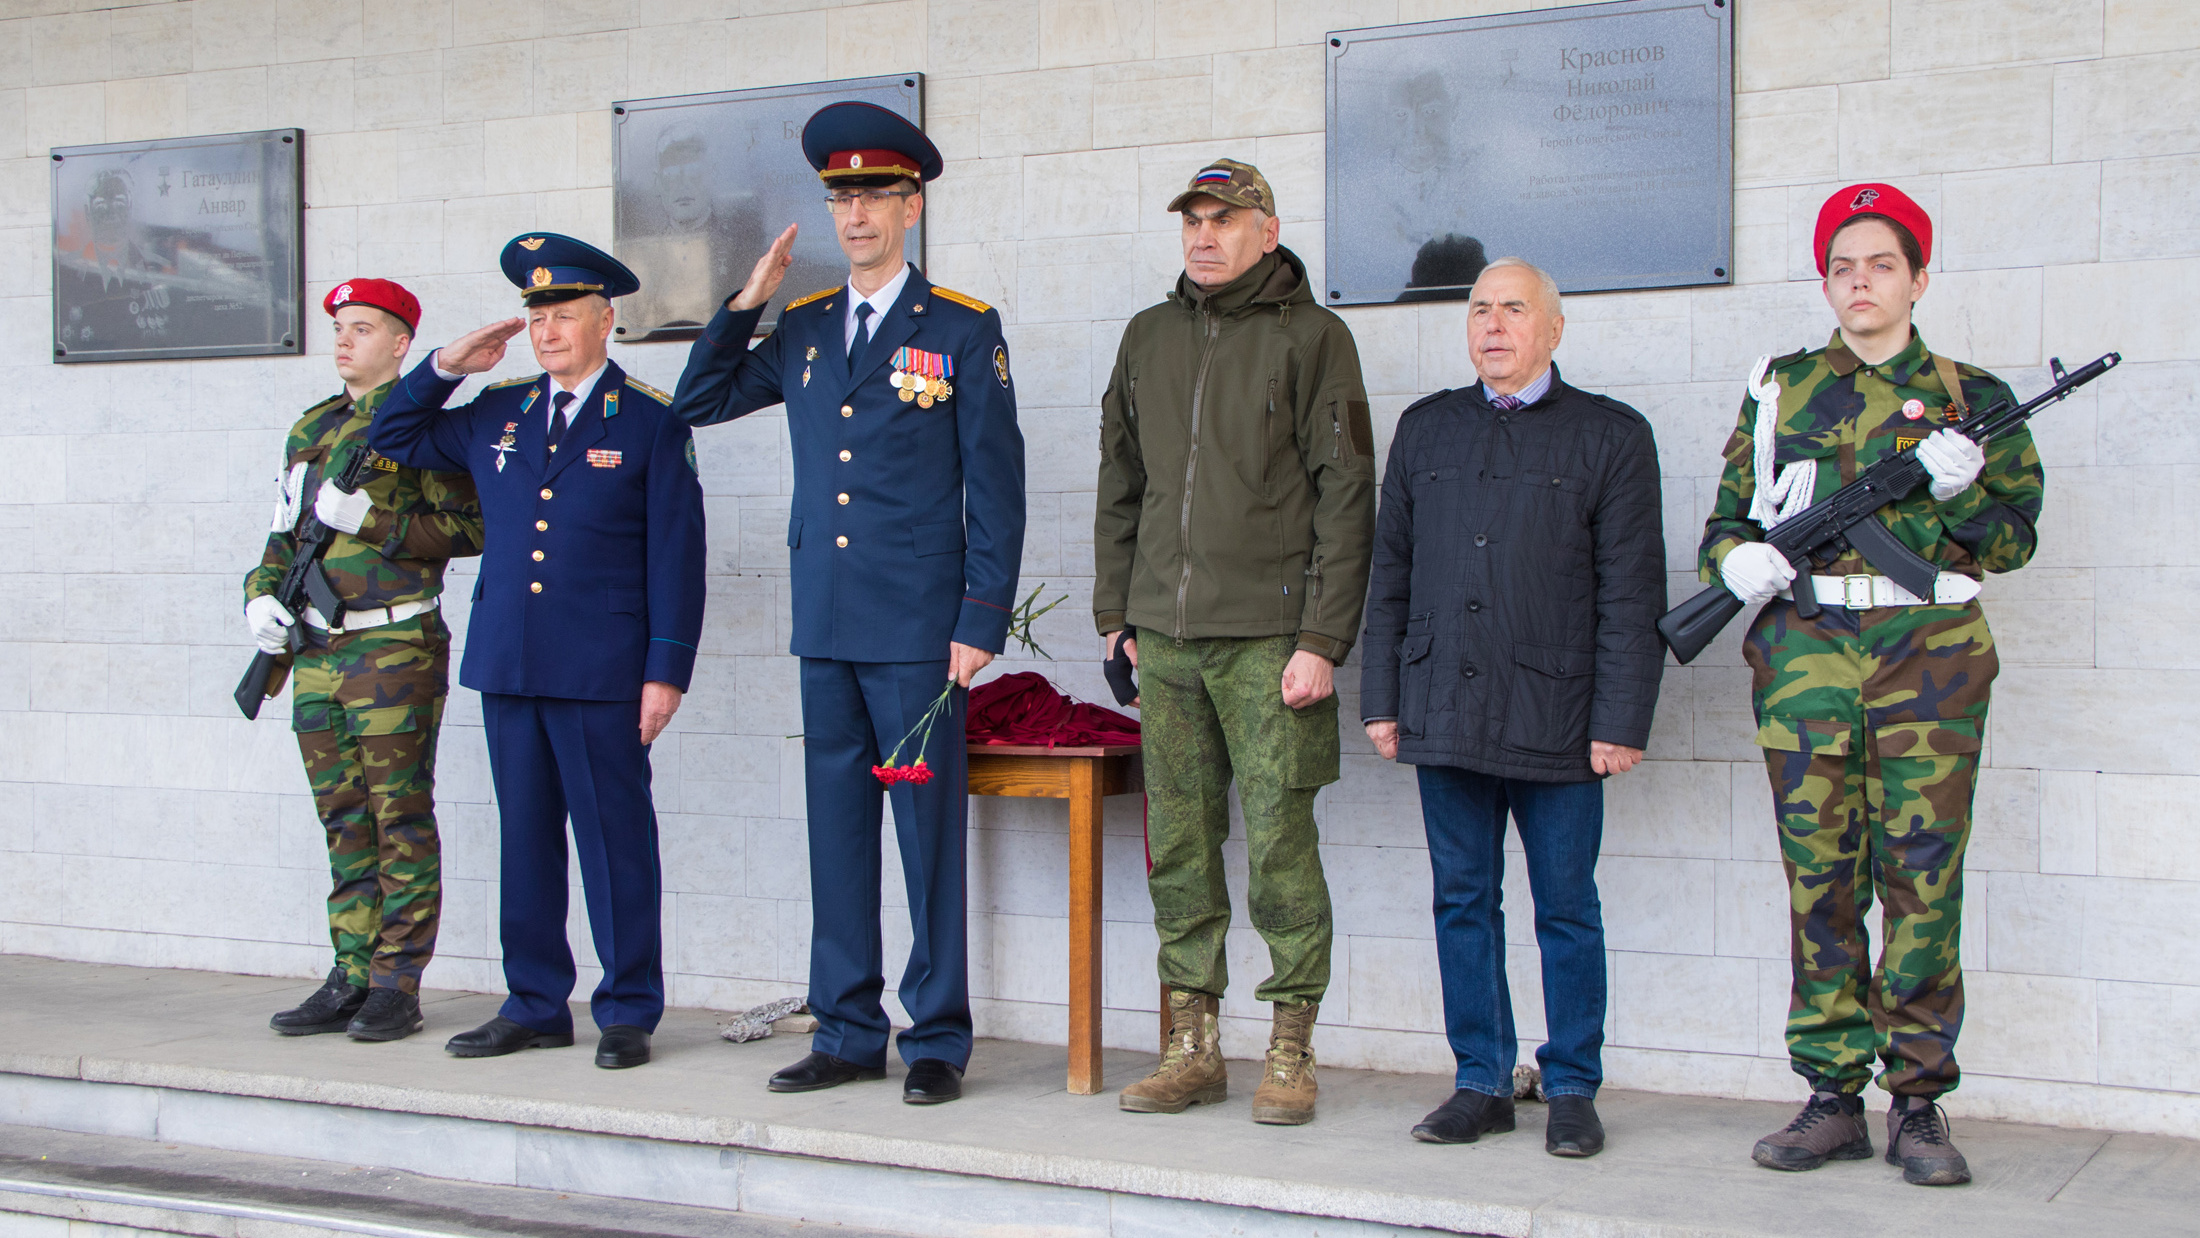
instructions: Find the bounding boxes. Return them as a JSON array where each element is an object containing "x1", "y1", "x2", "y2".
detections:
[
  {"x1": 799, "y1": 657, "x2": 972, "y2": 1070},
  {"x1": 1416, "y1": 764, "x2": 1606, "y2": 1098},
  {"x1": 482, "y1": 693, "x2": 664, "y2": 1035}
]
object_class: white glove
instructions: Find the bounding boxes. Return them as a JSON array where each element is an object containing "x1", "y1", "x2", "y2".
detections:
[
  {"x1": 1916, "y1": 429, "x2": 1985, "y2": 502},
  {"x1": 314, "y1": 478, "x2": 373, "y2": 535},
  {"x1": 246, "y1": 594, "x2": 295, "y2": 654},
  {"x1": 1721, "y1": 541, "x2": 1797, "y2": 606}
]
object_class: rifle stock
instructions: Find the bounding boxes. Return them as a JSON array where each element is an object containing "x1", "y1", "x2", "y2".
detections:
[{"x1": 1658, "y1": 585, "x2": 1746, "y2": 666}]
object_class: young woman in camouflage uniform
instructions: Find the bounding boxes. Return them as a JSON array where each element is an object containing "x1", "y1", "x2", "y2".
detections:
[{"x1": 1698, "y1": 185, "x2": 2044, "y2": 1187}]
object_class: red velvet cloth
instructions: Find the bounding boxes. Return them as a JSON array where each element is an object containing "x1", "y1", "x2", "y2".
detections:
[{"x1": 966, "y1": 672, "x2": 1140, "y2": 747}]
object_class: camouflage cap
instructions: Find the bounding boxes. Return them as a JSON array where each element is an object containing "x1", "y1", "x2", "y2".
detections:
[{"x1": 1167, "y1": 158, "x2": 1275, "y2": 216}]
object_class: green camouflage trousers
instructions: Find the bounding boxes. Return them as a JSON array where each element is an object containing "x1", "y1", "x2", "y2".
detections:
[
  {"x1": 1137, "y1": 632, "x2": 1338, "y2": 1005},
  {"x1": 291, "y1": 612, "x2": 449, "y2": 993},
  {"x1": 1744, "y1": 597, "x2": 1996, "y2": 1099}
]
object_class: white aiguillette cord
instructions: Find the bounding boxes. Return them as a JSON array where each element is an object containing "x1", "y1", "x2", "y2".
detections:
[{"x1": 1746, "y1": 353, "x2": 1816, "y2": 533}]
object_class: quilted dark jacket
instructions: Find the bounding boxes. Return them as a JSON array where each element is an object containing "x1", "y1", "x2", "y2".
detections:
[{"x1": 1359, "y1": 367, "x2": 1666, "y2": 781}]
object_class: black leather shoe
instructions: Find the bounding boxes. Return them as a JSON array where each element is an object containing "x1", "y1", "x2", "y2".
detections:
[
  {"x1": 769, "y1": 1050, "x2": 886, "y2": 1093},
  {"x1": 444, "y1": 1016, "x2": 574, "y2": 1058},
  {"x1": 1545, "y1": 1094, "x2": 1606, "y2": 1157},
  {"x1": 1411, "y1": 1089, "x2": 1517, "y2": 1144},
  {"x1": 346, "y1": 988, "x2": 423, "y2": 1042},
  {"x1": 596, "y1": 1025, "x2": 652, "y2": 1069},
  {"x1": 270, "y1": 968, "x2": 368, "y2": 1036},
  {"x1": 902, "y1": 1058, "x2": 964, "y2": 1104}
]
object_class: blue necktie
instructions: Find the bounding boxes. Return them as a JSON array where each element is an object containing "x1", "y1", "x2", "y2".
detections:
[
  {"x1": 848, "y1": 301, "x2": 874, "y2": 367},
  {"x1": 548, "y1": 390, "x2": 574, "y2": 452}
]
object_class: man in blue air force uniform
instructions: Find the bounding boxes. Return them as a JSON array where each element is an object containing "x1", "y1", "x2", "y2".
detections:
[
  {"x1": 673, "y1": 102, "x2": 1025, "y2": 1104},
  {"x1": 371, "y1": 234, "x2": 706, "y2": 1071}
]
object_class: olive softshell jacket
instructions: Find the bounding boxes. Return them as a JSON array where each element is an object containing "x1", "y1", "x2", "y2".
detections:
[{"x1": 1092, "y1": 248, "x2": 1377, "y2": 662}]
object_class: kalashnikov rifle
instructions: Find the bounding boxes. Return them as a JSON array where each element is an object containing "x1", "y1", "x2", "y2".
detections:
[
  {"x1": 233, "y1": 440, "x2": 376, "y2": 719},
  {"x1": 1658, "y1": 353, "x2": 2120, "y2": 665}
]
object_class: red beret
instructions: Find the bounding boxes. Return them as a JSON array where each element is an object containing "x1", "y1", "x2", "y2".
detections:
[
  {"x1": 1814, "y1": 183, "x2": 1932, "y2": 276},
  {"x1": 323, "y1": 278, "x2": 420, "y2": 332}
]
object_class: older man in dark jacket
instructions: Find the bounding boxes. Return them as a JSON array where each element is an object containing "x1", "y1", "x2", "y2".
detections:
[{"x1": 1360, "y1": 258, "x2": 1664, "y2": 1157}]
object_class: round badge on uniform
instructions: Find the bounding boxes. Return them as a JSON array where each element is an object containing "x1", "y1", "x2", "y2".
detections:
[{"x1": 1902, "y1": 398, "x2": 1926, "y2": 420}]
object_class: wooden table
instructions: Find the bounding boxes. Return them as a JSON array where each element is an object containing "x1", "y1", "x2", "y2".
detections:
[{"x1": 964, "y1": 742, "x2": 1142, "y2": 1094}]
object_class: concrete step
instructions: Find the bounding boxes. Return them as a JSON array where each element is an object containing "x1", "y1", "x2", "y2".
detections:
[{"x1": 0, "y1": 1122, "x2": 915, "y2": 1238}]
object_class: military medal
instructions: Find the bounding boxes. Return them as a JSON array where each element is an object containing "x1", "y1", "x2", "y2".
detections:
[
  {"x1": 493, "y1": 421, "x2": 519, "y2": 473},
  {"x1": 1901, "y1": 398, "x2": 1926, "y2": 421},
  {"x1": 916, "y1": 350, "x2": 934, "y2": 407},
  {"x1": 893, "y1": 346, "x2": 916, "y2": 402}
]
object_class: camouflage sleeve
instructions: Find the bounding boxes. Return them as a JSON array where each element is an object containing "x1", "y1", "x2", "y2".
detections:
[
  {"x1": 244, "y1": 532, "x2": 290, "y2": 603},
  {"x1": 361, "y1": 467, "x2": 485, "y2": 562},
  {"x1": 1937, "y1": 376, "x2": 2042, "y2": 573},
  {"x1": 1696, "y1": 392, "x2": 1762, "y2": 583}
]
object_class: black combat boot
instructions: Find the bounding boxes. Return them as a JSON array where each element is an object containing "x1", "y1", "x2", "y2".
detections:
[
  {"x1": 346, "y1": 988, "x2": 424, "y2": 1042},
  {"x1": 269, "y1": 967, "x2": 368, "y2": 1036}
]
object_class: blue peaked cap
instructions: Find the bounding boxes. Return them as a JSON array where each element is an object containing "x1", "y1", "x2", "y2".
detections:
[
  {"x1": 498, "y1": 232, "x2": 641, "y2": 305},
  {"x1": 800, "y1": 101, "x2": 942, "y2": 183}
]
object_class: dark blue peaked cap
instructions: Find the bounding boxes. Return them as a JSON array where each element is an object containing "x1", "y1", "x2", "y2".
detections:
[
  {"x1": 498, "y1": 232, "x2": 641, "y2": 305},
  {"x1": 800, "y1": 101, "x2": 943, "y2": 184}
]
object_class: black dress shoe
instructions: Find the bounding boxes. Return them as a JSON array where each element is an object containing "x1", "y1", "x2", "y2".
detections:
[
  {"x1": 270, "y1": 967, "x2": 368, "y2": 1036},
  {"x1": 1411, "y1": 1089, "x2": 1517, "y2": 1144},
  {"x1": 903, "y1": 1058, "x2": 964, "y2": 1104},
  {"x1": 346, "y1": 989, "x2": 423, "y2": 1042},
  {"x1": 444, "y1": 1016, "x2": 575, "y2": 1058},
  {"x1": 596, "y1": 1025, "x2": 652, "y2": 1069},
  {"x1": 769, "y1": 1050, "x2": 886, "y2": 1093},
  {"x1": 1545, "y1": 1094, "x2": 1606, "y2": 1157}
]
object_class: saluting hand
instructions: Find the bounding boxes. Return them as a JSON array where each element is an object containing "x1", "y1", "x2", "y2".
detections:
[
  {"x1": 728, "y1": 224, "x2": 799, "y2": 313},
  {"x1": 438, "y1": 318, "x2": 526, "y2": 375}
]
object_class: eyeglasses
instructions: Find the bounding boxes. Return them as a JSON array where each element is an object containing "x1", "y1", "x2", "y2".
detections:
[{"x1": 824, "y1": 188, "x2": 915, "y2": 213}]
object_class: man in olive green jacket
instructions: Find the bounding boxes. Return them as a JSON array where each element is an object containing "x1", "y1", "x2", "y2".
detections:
[{"x1": 1094, "y1": 158, "x2": 1376, "y2": 1127}]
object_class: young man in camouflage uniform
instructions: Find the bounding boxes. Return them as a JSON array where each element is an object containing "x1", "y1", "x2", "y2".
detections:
[
  {"x1": 1094, "y1": 159, "x2": 1375, "y2": 1125},
  {"x1": 250, "y1": 280, "x2": 483, "y2": 1042},
  {"x1": 1698, "y1": 186, "x2": 2044, "y2": 1186}
]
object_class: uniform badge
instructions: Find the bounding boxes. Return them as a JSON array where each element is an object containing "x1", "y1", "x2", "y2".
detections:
[
  {"x1": 493, "y1": 420, "x2": 519, "y2": 473},
  {"x1": 802, "y1": 365, "x2": 811, "y2": 387},
  {"x1": 586, "y1": 448, "x2": 622, "y2": 468},
  {"x1": 685, "y1": 437, "x2": 698, "y2": 478},
  {"x1": 994, "y1": 344, "x2": 1010, "y2": 388},
  {"x1": 805, "y1": 346, "x2": 818, "y2": 361},
  {"x1": 893, "y1": 347, "x2": 952, "y2": 407},
  {"x1": 530, "y1": 266, "x2": 553, "y2": 288},
  {"x1": 1901, "y1": 398, "x2": 1926, "y2": 421},
  {"x1": 1895, "y1": 436, "x2": 1922, "y2": 453}
]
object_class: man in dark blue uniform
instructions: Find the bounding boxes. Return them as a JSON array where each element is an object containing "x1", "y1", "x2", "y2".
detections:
[
  {"x1": 673, "y1": 102, "x2": 1025, "y2": 1104},
  {"x1": 371, "y1": 234, "x2": 706, "y2": 1071}
]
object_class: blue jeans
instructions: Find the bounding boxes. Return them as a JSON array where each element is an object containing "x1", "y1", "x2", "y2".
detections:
[{"x1": 1416, "y1": 764, "x2": 1606, "y2": 1098}]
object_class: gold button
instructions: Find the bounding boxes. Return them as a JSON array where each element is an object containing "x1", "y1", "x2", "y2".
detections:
[
  {"x1": 540, "y1": 488, "x2": 553, "y2": 500},
  {"x1": 835, "y1": 535, "x2": 849, "y2": 548},
  {"x1": 837, "y1": 492, "x2": 849, "y2": 505},
  {"x1": 532, "y1": 550, "x2": 545, "y2": 561},
  {"x1": 535, "y1": 520, "x2": 548, "y2": 531},
  {"x1": 530, "y1": 582, "x2": 542, "y2": 593},
  {"x1": 839, "y1": 449, "x2": 851, "y2": 462},
  {"x1": 840, "y1": 405, "x2": 853, "y2": 417}
]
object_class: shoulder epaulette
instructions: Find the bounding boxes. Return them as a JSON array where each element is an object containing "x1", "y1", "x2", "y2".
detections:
[
  {"x1": 624, "y1": 377, "x2": 673, "y2": 405},
  {"x1": 929, "y1": 285, "x2": 992, "y2": 314},
  {"x1": 484, "y1": 375, "x2": 538, "y2": 391},
  {"x1": 1402, "y1": 388, "x2": 1454, "y2": 415},
  {"x1": 1769, "y1": 348, "x2": 1811, "y2": 369},
  {"x1": 304, "y1": 392, "x2": 350, "y2": 415},
  {"x1": 786, "y1": 286, "x2": 840, "y2": 311}
]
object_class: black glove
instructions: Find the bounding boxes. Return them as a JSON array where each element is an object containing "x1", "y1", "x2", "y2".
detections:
[{"x1": 1103, "y1": 639, "x2": 1138, "y2": 706}]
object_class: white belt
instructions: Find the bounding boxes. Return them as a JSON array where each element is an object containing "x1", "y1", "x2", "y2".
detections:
[
  {"x1": 1781, "y1": 573, "x2": 1981, "y2": 610},
  {"x1": 304, "y1": 595, "x2": 440, "y2": 633}
]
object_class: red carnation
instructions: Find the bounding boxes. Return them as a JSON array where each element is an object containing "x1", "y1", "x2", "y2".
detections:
[{"x1": 902, "y1": 759, "x2": 932, "y2": 785}]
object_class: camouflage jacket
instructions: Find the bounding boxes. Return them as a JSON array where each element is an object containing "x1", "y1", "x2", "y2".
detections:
[
  {"x1": 1698, "y1": 329, "x2": 2044, "y2": 584},
  {"x1": 244, "y1": 381, "x2": 484, "y2": 610}
]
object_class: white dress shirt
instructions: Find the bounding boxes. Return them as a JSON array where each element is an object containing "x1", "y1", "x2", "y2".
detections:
[{"x1": 844, "y1": 264, "x2": 911, "y2": 355}]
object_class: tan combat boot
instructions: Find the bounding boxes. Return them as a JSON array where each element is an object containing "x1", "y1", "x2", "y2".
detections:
[
  {"x1": 1120, "y1": 989, "x2": 1227, "y2": 1114},
  {"x1": 1250, "y1": 1001, "x2": 1318, "y2": 1125}
]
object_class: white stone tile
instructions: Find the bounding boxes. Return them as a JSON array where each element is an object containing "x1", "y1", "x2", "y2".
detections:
[
  {"x1": 23, "y1": 81, "x2": 101, "y2": 154},
  {"x1": 441, "y1": 40, "x2": 534, "y2": 123},
  {"x1": 1838, "y1": 66, "x2": 2053, "y2": 177},
  {"x1": 722, "y1": 13, "x2": 828, "y2": 91},
  {"x1": 1344, "y1": 933, "x2": 1441, "y2": 1034},
  {"x1": 1993, "y1": 667, "x2": 2200, "y2": 775},
  {"x1": 2052, "y1": 50, "x2": 2200, "y2": 162},
  {"x1": 826, "y1": 0, "x2": 925, "y2": 77},
  {"x1": 2037, "y1": 769, "x2": 2097, "y2": 877},
  {"x1": 2096, "y1": 978, "x2": 2200, "y2": 1091},
  {"x1": 2104, "y1": 0, "x2": 2200, "y2": 57},
  {"x1": 363, "y1": 0, "x2": 453, "y2": 56},
  {"x1": 1939, "y1": 163, "x2": 2102, "y2": 272},
  {"x1": 1211, "y1": 45, "x2": 1320, "y2": 138},
  {"x1": 1713, "y1": 858, "x2": 1788, "y2": 961},
  {"x1": 1960, "y1": 970, "x2": 2098, "y2": 1084},
  {"x1": 1735, "y1": 86, "x2": 1838, "y2": 188},
  {"x1": 0, "y1": 1074, "x2": 158, "y2": 1140},
  {"x1": 108, "y1": 5, "x2": 192, "y2": 79},
  {"x1": 1092, "y1": 56, "x2": 1210, "y2": 151},
  {"x1": 1601, "y1": 758, "x2": 1729, "y2": 860},
  {"x1": 534, "y1": 31, "x2": 627, "y2": 114},
  {"x1": 1021, "y1": 146, "x2": 1139, "y2": 240},
  {"x1": 1609, "y1": 948, "x2": 1758, "y2": 1055},
  {"x1": 2094, "y1": 773, "x2": 2200, "y2": 882},
  {"x1": 1890, "y1": 0, "x2": 2104, "y2": 73},
  {"x1": 515, "y1": 1127, "x2": 740, "y2": 1210},
  {"x1": 482, "y1": 114, "x2": 578, "y2": 195},
  {"x1": 930, "y1": 0, "x2": 1040, "y2": 79},
  {"x1": 1736, "y1": 0, "x2": 1889, "y2": 92},
  {"x1": 1599, "y1": 855, "x2": 1713, "y2": 956},
  {"x1": 1912, "y1": 266, "x2": 2043, "y2": 372},
  {"x1": 1036, "y1": 0, "x2": 1155, "y2": 70},
  {"x1": 156, "y1": 1088, "x2": 518, "y2": 1184},
  {"x1": 743, "y1": 1145, "x2": 1110, "y2": 1238}
]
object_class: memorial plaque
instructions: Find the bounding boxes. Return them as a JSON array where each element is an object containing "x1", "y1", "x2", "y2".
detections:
[
  {"x1": 1325, "y1": 0, "x2": 1732, "y2": 306},
  {"x1": 613, "y1": 74, "x2": 925, "y2": 342},
  {"x1": 51, "y1": 129, "x2": 305, "y2": 363}
]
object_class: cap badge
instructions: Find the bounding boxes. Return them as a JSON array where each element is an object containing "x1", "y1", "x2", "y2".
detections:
[
  {"x1": 849, "y1": 154, "x2": 863, "y2": 168},
  {"x1": 518, "y1": 237, "x2": 546, "y2": 250},
  {"x1": 1194, "y1": 167, "x2": 1233, "y2": 185},
  {"x1": 334, "y1": 283, "x2": 352, "y2": 302},
  {"x1": 530, "y1": 266, "x2": 553, "y2": 288},
  {"x1": 1850, "y1": 187, "x2": 1881, "y2": 211},
  {"x1": 1901, "y1": 398, "x2": 1926, "y2": 421}
]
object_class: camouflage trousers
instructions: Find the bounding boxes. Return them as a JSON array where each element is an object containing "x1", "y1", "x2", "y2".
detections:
[
  {"x1": 1744, "y1": 597, "x2": 1996, "y2": 1099},
  {"x1": 1137, "y1": 632, "x2": 1337, "y2": 1006},
  {"x1": 291, "y1": 612, "x2": 449, "y2": 994}
]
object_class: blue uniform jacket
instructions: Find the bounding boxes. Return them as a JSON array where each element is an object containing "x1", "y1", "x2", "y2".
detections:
[
  {"x1": 673, "y1": 268, "x2": 1025, "y2": 661},
  {"x1": 370, "y1": 357, "x2": 707, "y2": 700}
]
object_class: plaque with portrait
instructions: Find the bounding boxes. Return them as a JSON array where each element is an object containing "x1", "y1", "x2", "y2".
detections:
[
  {"x1": 613, "y1": 74, "x2": 925, "y2": 342},
  {"x1": 50, "y1": 129, "x2": 305, "y2": 364},
  {"x1": 1325, "y1": 0, "x2": 1732, "y2": 305}
]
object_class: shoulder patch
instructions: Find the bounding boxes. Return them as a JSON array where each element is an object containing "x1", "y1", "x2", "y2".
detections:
[
  {"x1": 624, "y1": 377, "x2": 673, "y2": 405},
  {"x1": 929, "y1": 285, "x2": 992, "y2": 314},
  {"x1": 484, "y1": 375, "x2": 538, "y2": 391},
  {"x1": 1402, "y1": 388, "x2": 1455, "y2": 415},
  {"x1": 786, "y1": 287, "x2": 841, "y2": 311}
]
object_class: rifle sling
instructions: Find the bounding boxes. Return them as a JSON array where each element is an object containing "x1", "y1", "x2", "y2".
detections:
[{"x1": 1930, "y1": 351, "x2": 1970, "y2": 418}]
